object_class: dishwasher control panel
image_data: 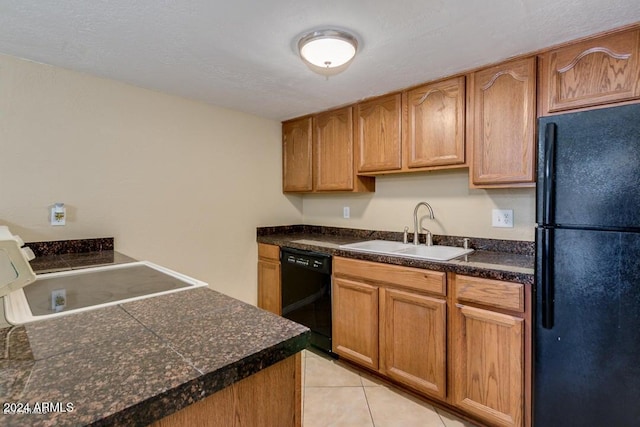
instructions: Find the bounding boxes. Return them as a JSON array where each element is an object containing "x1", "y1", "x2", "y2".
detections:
[{"x1": 282, "y1": 248, "x2": 331, "y2": 274}]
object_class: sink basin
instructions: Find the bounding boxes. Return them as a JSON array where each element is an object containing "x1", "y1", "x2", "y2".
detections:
[
  {"x1": 393, "y1": 245, "x2": 473, "y2": 261},
  {"x1": 339, "y1": 240, "x2": 473, "y2": 261},
  {"x1": 339, "y1": 240, "x2": 409, "y2": 253}
]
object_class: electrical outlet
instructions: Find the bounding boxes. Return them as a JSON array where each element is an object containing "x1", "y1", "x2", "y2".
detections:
[
  {"x1": 343, "y1": 206, "x2": 350, "y2": 219},
  {"x1": 492, "y1": 209, "x2": 514, "y2": 228},
  {"x1": 50, "y1": 203, "x2": 66, "y2": 226}
]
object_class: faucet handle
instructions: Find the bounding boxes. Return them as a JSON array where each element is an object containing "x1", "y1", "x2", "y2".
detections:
[
  {"x1": 462, "y1": 238, "x2": 471, "y2": 249},
  {"x1": 403, "y1": 226, "x2": 409, "y2": 244}
]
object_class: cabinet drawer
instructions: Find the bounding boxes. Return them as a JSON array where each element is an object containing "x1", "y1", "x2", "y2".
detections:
[
  {"x1": 334, "y1": 257, "x2": 446, "y2": 296},
  {"x1": 258, "y1": 243, "x2": 280, "y2": 261},
  {"x1": 455, "y1": 274, "x2": 524, "y2": 312}
]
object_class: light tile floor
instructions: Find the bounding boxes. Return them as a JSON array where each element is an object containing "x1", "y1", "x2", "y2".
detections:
[{"x1": 302, "y1": 349, "x2": 477, "y2": 427}]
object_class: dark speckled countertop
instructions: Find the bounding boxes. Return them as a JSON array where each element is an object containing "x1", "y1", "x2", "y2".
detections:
[
  {"x1": 28, "y1": 251, "x2": 137, "y2": 273},
  {"x1": 1, "y1": 247, "x2": 309, "y2": 426},
  {"x1": 25, "y1": 237, "x2": 136, "y2": 274},
  {"x1": 258, "y1": 225, "x2": 534, "y2": 285}
]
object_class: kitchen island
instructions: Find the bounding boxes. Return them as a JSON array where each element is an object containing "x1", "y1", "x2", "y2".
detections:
[{"x1": 1, "y1": 256, "x2": 309, "y2": 426}]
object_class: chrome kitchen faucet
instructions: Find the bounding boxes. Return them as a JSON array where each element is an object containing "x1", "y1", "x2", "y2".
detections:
[{"x1": 413, "y1": 202, "x2": 435, "y2": 246}]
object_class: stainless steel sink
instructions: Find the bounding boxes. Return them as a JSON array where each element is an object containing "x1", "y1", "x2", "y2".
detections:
[{"x1": 339, "y1": 240, "x2": 473, "y2": 261}]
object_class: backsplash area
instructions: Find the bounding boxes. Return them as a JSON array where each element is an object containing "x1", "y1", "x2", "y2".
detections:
[
  {"x1": 257, "y1": 224, "x2": 534, "y2": 256},
  {"x1": 26, "y1": 237, "x2": 114, "y2": 257},
  {"x1": 301, "y1": 170, "x2": 536, "y2": 241}
]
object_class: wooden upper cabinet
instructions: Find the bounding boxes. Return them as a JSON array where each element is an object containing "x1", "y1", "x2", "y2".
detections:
[
  {"x1": 468, "y1": 57, "x2": 536, "y2": 187},
  {"x1": 282, "y1": 110, "x2": 373, "y2": 193},
  {"x1": 314, "y1": 107, "x2": 353, "y2": 191},
  {"x1": 283, "y1": 24, "x2": 640, "y2": 191},
  {"x1": 313, "y1": 107, "x2": 375, "y2": 192},
  {"x1": 404, "y1": 76, "x2": 466, "y2": 169},
  {"x1": 540, "y1": 28, "x2": 640, "y2": 115},
  {"x1": 282, "y1": 117, "x2": 312, "y2": 192},
  {"x1": 355, "y1": 93, "x2": 402, "y2": 173}
]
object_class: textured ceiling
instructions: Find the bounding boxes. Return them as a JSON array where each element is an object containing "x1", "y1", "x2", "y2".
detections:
[{"x1": 0, "y1": 1, "x2": 639, "y2": 121}]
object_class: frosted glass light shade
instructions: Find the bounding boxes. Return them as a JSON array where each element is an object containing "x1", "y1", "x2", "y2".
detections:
[{"x1": 298, "y1": 29, "x2": 358, "y2": 74}]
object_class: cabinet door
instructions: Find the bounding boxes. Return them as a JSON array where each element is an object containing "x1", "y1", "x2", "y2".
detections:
[
  {"x1": 540, "y1": 29, "x2": 640, "y2": 115},
  {"x1": 282, "y1": 117, "x2": 313, "y2": 192},
  {"x1": 355, "y1": 93, "x2": 402, "y2": 172},
  {"x1": 314, "y1": 107, "x2": 354, "y2": 191},
  {"x1": 469, "y1": 57, "x2": 536, "y2": 187},
  {"x1": 381, "y1": 288, "x2": 447, "y2": 399},
  {"x1": 257, "y1": 244, "x2": 281, "y2": 315},
  {"x1": 332, "y1": 278, "x2": 379, "y2": 370},
  {"x1": 452, "y1": 304, "x2": 524, "y2": 427},
  {"x1": 257, "y1": 259, "x2": 281, "y2": 315},
  {"x1": 405, "y1": 76, "x2": 466, "y2": 168}
]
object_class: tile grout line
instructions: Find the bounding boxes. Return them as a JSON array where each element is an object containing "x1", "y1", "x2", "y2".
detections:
[
  {"x1": 434, "y1": 407, "x2": 446, "y2": 426},
  {"x1": 360, "y1": 374, "x2": 377, "y2": 427},
  {"x1": 303, "y1": 349, "x2": 471, "y2": 427}
]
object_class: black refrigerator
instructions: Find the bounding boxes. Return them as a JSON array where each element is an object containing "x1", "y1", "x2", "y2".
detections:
[{"x1": 535, "y1": 103, "x2": 640, "y2": 426}]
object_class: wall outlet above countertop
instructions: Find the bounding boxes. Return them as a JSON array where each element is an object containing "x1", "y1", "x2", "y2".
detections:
[{"x1": 492, "y1": 209, "x2": 514, "y2": 228}]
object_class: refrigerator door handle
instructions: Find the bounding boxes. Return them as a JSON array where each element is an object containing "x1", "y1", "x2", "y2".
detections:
[
  {"x1": 543, "y1": 123, "x2": 557, "y2": 225},
  {"x1": 541, "y1": 227, "x2": 554, "y2": 329}
]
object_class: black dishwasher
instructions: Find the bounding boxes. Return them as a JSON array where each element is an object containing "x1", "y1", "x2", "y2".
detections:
[{"x1": 280, "y1": 247, "x2": 333, "y2": 355}]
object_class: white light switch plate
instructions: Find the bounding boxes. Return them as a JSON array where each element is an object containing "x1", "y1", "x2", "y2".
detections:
[
  {"x1": 343, "y1": 206, "x2": 350, "y2": 219},
  {"x1": 492, "y1": 209, "x2": 514, "y2": 228}
]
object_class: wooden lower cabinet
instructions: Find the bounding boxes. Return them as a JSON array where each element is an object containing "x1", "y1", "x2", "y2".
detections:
[
  {"x1": 380, "y1": 287, "x2": 447, "y2": 400},
  {"x1": 152, "y1": 353, "x2": 302, "y2": 427},
  {"x1": 332, "y1": 257, "x2": 448, "y2": 399},
  {"x1": 257, "y1": 243, "x2": 281, "y2": 315},
  {"x1": 452, "y1": 304, "x2": 524, "y2": 427},
  {"x1": 451, "y1": 274, "x2": 530, "y2": 427},
  {"x1": 333, "y1": 258, "x2": 531, "y2": 427},
  {"x1": 332, "y1": 277, "x2": 379, "y2": 370}
]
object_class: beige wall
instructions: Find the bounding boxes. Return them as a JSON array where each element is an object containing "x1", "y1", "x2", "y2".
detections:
[
  {"x1": 0, "y1": 54, "x2": 303, "y2": 325},
  {"x1": 303, "y1": 170, "x2": 536, "y2": 241}
]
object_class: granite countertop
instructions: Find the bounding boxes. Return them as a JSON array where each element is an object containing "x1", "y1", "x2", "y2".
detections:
[
  {"x1": 1, "y1": 254, "x2": 309, "y2": 426},
  {"x1": 26, "y1": 237, "x2": 136, "y2": 274},
  {"x1": 258, "y1": 225, "x2": 534, "y2": 285},
  {"x1": 29, "y1": 251, "x2": 137, "y2": 274}
]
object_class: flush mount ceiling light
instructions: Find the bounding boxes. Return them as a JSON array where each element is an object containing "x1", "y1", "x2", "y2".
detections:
[{"x1": 297, "y1": 29, "x2": 359, "y2": 77}]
